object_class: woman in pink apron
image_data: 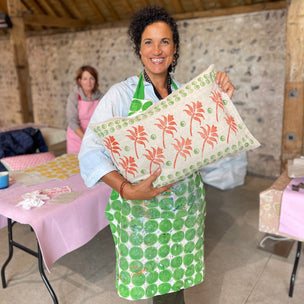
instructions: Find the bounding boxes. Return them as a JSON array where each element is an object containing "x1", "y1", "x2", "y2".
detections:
[{"x1": 66, "y1": 66, "x2": 102, "y2": 153}]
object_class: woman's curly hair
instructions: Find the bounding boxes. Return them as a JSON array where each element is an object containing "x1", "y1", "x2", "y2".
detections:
[{"x1": 128, "y1": 5, "x2": 180, "y2": 73}]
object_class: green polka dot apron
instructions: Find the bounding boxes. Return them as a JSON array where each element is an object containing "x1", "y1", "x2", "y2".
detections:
[{"x1": 105, "y1": 72, "x2": 206, "y2": 300}]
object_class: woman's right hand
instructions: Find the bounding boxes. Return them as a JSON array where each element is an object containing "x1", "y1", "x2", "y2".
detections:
[{"x1": 123, "y1": 168, "x2": 175, "y2": 201}]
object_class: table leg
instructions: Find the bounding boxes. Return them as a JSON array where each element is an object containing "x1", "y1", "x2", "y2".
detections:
[
  {"x1": 38, "y1": 242, "x2": 58, "y2": 304},
  {"x1": 1, "y1": 218, "x2": 14, "y2": 288},
  {"x1": 1, "y1": 218, "x2": 59, "y2": 303},
  {"x1": 289, "y1": 241, "x2": 302, "y2": 297}
]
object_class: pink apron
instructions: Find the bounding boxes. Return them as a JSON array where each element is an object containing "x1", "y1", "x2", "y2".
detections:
[{"x1": 67, "y1": 94, "x2": 99, "y2": 153}]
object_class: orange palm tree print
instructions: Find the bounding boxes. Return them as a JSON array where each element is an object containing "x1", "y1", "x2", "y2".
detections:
[
  {"x1": 125, "y1": 125, "x2": 148, "y2": 159},
  {"x1": 104, "y1": 136, "x2": 121, "y2": 165},
  {"x1": 119, "y1": 156, "x2": 138, "y2": 180},
  {"x1": 198, "y1": 124, "x2": 218, "y2": 157},
  {"x1": 210, "y1": 90, "x2": 224, "y2": 122},
  {"x1": 155, "y1": 114, "x2": 177, "y2": 149},
  {"x1": 183, "y1": 101, "x2": 205, "y2": 136},
  {"x1": 143, "y1": 147, "x2": 165, "y2": 175},
  {"x1": 224, "y1": 113, "x2": 238, "y2": 143},
  {"x1": 172, "y1": 137, "x2": 192, "y2": 169}
]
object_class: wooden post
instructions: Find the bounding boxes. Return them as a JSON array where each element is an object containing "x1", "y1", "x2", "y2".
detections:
[
  {"x1": 281, "y1": 0, "x2": 304, "y2": 170},
  {"x1": 7, "y1": 0, "x2": 33, "y2": 123}
]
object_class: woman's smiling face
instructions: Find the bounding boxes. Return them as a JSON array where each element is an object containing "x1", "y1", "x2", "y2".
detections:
[{"x1": 139, "y1": 21, "x2": 176, "y2": 79}]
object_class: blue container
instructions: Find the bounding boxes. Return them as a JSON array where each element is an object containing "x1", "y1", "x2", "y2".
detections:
[{"x1": 0, "y1": 171, "x2": 9, "y2": 189}]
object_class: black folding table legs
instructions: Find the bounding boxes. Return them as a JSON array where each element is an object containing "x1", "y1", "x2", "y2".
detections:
[{"x1": 1, "y1": 218, "x2": 58, "y2": 303}]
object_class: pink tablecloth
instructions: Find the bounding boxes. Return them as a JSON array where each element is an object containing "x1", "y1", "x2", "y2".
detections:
[
  {"x1": 0, "y1": 174, "x2": 112, "y2": 272},
  {"x1": 279, "y1": 178, "x2": 304, "y2": 240}
]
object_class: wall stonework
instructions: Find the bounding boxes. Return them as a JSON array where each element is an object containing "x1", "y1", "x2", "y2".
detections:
[
  {"x1": 0, "y1": 10, "x2": 286, "y2": 178},
  {"x1": 0, "y1": 38, "x2": 22, "y2": 126}
]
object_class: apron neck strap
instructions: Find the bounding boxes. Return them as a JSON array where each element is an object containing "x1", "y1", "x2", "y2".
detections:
[
  {"x1": 134, "y1": 71, "x2": 178, "y2": 101},
  {"x1": 133, "y1": 72, "x2": 145, "y2": 100}
]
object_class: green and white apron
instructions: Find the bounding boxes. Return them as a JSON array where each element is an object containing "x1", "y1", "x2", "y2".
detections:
[{"x1": 105, "y1": 73, "x2": 206, "y2": 300}]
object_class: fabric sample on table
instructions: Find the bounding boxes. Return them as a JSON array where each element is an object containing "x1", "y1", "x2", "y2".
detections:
[
  {"x1": 1, "y1": 152, "x2": 56, "y2": 171},
  {"x1": 90, "y1": 65, "x2": 260, "y2": 187},
  {"x1": 10, "y1": 153, "x2": 80, "y2": 186}
]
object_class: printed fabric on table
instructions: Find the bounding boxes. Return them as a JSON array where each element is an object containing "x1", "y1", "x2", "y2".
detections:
[{"x1": 10, "y1": 154, "x2": 80, "y2": 186}]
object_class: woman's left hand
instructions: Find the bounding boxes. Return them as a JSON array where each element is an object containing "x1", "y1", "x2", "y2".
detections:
[{"x1": 216, "y1": 71, "x2": 235, "y2": 99}]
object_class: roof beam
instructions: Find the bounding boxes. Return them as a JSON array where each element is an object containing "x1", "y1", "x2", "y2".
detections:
[
  {"x1": 87, "y1": 0, "x2": 105, "y2": 22},
  {"x1": 139, "y1": 0, "x2": 149, "y2": 5},
  {"x1": 102, "y1": 0, "x2": 120, "y2": 21},
  {"x1": 218, "y1": 0, "x2": 231, "y2": 8},
  {"x1": 174, "y1": 1, "x2": 287, "y2": 19},
  {"x1": 23, "y1": 13, "x2": 86, "y2": 28},
  {"x1": 21, "y1": 0, "x2": 44, "y2": 30},
  {"x1": 57, "y1": 0, "x2": 74, "y2": 18},
  {"x1": 156, "y1": 0, "x2": 166, "y2": 8},
  {"x1": 192, "y1": 0, "x2": 205, "y2": 10},
  {"x1": 38, "y1": 0, "x2": 57, "y2": 16},
  {"x1": 68, "y1": 0, "x2": 85, "y2": 20},
  {"x1": 0, "y1": 0, "x2": 7, "y2": 12},
  {"x1": 121, "y1": 0, "x2": 133, "y2": 15},
  {"x1": 171, "y1": 0, "x2": 185, "y2": 13}
]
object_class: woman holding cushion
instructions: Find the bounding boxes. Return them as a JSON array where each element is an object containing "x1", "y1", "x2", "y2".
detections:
[{"x1": 79, "y1": 5, "x2": 234, "y2": 303}]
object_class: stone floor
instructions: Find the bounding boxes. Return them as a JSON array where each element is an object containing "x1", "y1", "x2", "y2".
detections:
[{"x1": 0, "y1": 175, "x2": 303, "y2": 304}]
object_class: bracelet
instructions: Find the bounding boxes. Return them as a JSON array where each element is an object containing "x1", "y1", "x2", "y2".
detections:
[{"x1": 120, "y1": 180, "x2": 130, "y2": 199}]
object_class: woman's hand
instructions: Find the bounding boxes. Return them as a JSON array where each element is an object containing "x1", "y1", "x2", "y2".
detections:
[
  {"x1": 216, "y1": 71, "x2": 235, "y2": 98},
  {"x1": 123, "y1": 168, "x2": 174, "y2": 201}
]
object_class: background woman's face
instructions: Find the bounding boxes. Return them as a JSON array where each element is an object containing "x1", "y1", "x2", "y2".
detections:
[
  {"x1": 78, "y1": 71, "x2": 96, "y2": 93},
  {"x1": 139, "y1": 21, "x2": 176, "y2": 78}
]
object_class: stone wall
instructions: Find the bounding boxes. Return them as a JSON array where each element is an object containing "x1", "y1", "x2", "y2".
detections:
[{"x1": 0, "y1": 9, "x2": 286, "y2": 177}]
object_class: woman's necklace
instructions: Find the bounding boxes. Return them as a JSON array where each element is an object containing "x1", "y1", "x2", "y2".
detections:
[{"x1": 143, "y1": 70, "x2": 172, "y2": 100}]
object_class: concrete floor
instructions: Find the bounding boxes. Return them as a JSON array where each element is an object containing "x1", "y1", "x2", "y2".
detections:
[{"x1": 0, "y1": 175, "x2": 303, "y2": 304}]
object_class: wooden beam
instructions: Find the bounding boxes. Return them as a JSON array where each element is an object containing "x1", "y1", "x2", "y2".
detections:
[
  {"x1": 23, "y1": 13, "x2": 86, "y2": 28},
  {"x1": 57, "y1": 0, "x2": 74, "y2": 18},
  {"x1": 38, "y1": 0, "x2": 57, "y2": 16},
  {"x1": 171, "y1": 0, "x2": 185, "y2": 13},
  {"x1": 21, "y1": 0, "x2": 44, "y2": 30},
  {"x1": 173, "y1": 1, "x2": 286, "y2": 19},
  {"x1": 69, "y1": 0, "x2": 85, "y2": 20},
  {"x1": 155, "y1": 0, "x2": 166, "y2": 8},
  {"x1": 0, "y1": 0, "x2": 8, "y2": 11},
  {"x1": 7, "y1": 0, "x2": 33, "y2": 123},
  {"x1": 87, "y1": 0, "x2": 105, "y2": 22},
  {"x1": 192, "y1": 0, "x2": 205, "y2": 11},
  {"x1": 281, "y1": 0, "x2": 304, "y2": 170},
  {"x1": 24, "y1": 0, "x2": 46, "y2": 14},
  {"x1": 218, "y1": 0, "x2": 231, "y2": 7},
  {"x1": 139, "y1": 0, "x2": 149, "y2": 6},
  {"x1": 102, "y1": 0, "x2": 120, "y2": 21},
  {"x1": 120, "y1": 0, "x2": 133, "y2": 15}
]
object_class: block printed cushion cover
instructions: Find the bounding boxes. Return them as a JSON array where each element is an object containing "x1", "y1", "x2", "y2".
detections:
[{"x1": 90, "y1": 65, "x2": 260, "y2": 187}]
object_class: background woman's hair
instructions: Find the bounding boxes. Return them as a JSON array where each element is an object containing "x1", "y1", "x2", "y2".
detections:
[
  {"x1": 75, "y1": 65, "x2": 99, "y2": 92},
  {"x1": 128, "y1": 5, "x2": 180, "y2": 73}
]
